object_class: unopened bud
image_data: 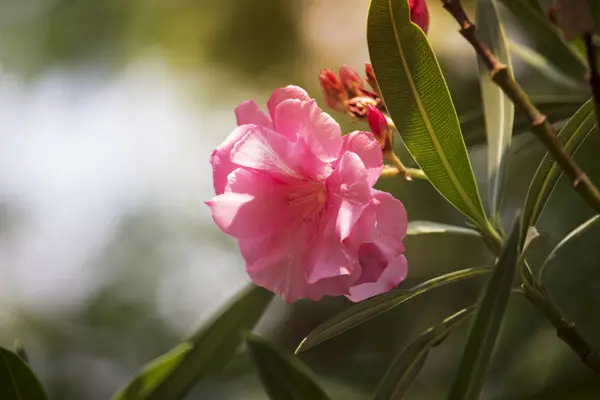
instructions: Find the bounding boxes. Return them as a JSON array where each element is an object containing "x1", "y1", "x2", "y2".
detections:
[
  {"x1": 367, "y1": 105, "x2": 393, "y2": 153},
  {"x1": 409, "y1": 0, "x2": 430, "y2": 34},
  {"x1": 339, "y1": 65, "x2": 365, "y2": 97},
  {"x1": 347, "y1": 96, "x2": 380, "y2": 119},
  {"x1": 365, "y1": 63, "x2": 380, "y2": 97},
  {"x1": 319, "y1": 69, "x2": 348, "y2": 110}
]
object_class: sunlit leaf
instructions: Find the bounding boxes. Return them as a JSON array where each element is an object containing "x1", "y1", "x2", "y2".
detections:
[
  {"x1": 499, "y1": 0, "x2": 587, "y2": 82},
  {"x1": 449, "y1": 215, "x2": 523, "y2": 399},
  {"x1": 367, "y1": 0, "x2": 488, "y2": 228},
  {"x1": 372, "y1": 307, "x2": 474, "y2": 400},
  {"x1": 116, "y1": 284, "x2": 273, "y2": 400},
  {"x1": 246, "y1": 333, "x2": 332, "y2": 400},
  {"x1": 295, "y1": 267, "x2": 491, "y2": 353},
  {"x1": 407, "y1": 221, "x2": 481, "y2": 237},
  {"x1": 0, "y1": 346, "x2": 48, "y2": 400},
  {"x1": 521, "y1": 99, "x2": 595, "y2": 238},
  {"x1": 476, "y1": 0, "x2": 515, "y2": 221}
]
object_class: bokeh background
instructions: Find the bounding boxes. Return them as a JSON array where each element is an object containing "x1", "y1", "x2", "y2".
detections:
[{"x1": 1, "y1": 0, "x2": 600, "y2": 398}]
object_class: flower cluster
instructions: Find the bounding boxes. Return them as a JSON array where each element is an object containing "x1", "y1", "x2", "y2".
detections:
[{"x1": 207, "y1": 86, "x2": 408, "y2": 302}]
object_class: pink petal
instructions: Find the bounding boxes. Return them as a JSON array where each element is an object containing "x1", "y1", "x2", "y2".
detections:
[
  {"x1": 210, "y1": 124, "x2": 255, "y2": 195},
  {"x1": 235, "y1": 100, "x2": 273, "y2": 129},
  {"x1": 240, "y1": 230, "x2": 353, "y2": 302},
  {"x1": 340, "y1": 131, "x2": 383, "y2": 187},
  {"x1": 353, "y1": 242, "x2": 388, "y2": 285},
  {"x1": 304, "y1": 234, "x2": 355, "y2": 284},
  {"x1": 206, "y1": 168, "x2": 290, "y2": 238},
  {"x1": 347, "y1": 255, "x2": 407, "y2": 302},
  {"x1": 343, "y1": 190, "x2": 409, "y2": 302},
  {"x1": 326, "y1": 152, "x2": 373, "y2": 240},
  {"x1": 372, "y1": 190, "x2": 408, "y2": 240},
  {"x1": 230, "y1": 125, "x2": 304, "y2": 179},
  {"x1": 231, "y1": 124, "x2": 331, "y2": 181},
  {"x1": 273, "y1": 99, "x2": 342, "y2": 162},
  {"x1": 266, "y1": 85, "x2": 311, "y2": 118}
]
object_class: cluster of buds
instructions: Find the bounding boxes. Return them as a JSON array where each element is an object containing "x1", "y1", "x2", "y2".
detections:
[
  {"x1": 318, "y1": 64, "x2": 383, "y2": 119},
  {"x1": 319, "y1": 64, "x2": 393, "y2": 154}
]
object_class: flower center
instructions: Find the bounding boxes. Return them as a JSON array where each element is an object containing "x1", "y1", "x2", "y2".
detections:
[{"x1": 286, "y1": 180, "x2": 327, "y2": 221}]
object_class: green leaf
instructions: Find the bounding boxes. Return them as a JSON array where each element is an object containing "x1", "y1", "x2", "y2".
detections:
[
  {"x1": 112, "y1": 343, "x2": 192, "y2": 400},
  {"x1": 295, "y1": 267, "x2": 491, "y2": 353},
  {"x1": 476, "y1": 0, "x2": 515, "y2": 220},
  {"x1": 372, "y1": 307, "x2": 474, "y2": 400},
  {"x1": 449, "y1": 215, "x2": 523, "y2": 400},
  {"x1": 508, "y1": 41, "x2": 587, "y2": 92},
  {"x1": 538, "y1": 215, "x2": 600, "y2": 282},
  {"x1": 499, "y1": 0, "x2": 587, "y2": 82},
  {"x1": 523, "y1": 0, "x2": 543, "y2": 13},
  {"x1": 126, "y1": 284, "x2": 273, "y2": 400},
  {"x1": 407, "y1": 221, "x2": 482, "y2": 238},
  {"x1": 245, "y1": 333, "x2": 332, "y2": 400},
  {"x1": 521, "y1": 99, "x2": 595, "y2": 238},
  {"x1": 461, "y1": 95, "x2": 586, "y2": 147},
  {"x1": 0, "y1": 346, "x2": 48, "y2": 400},
  {"x1": 367, "y1": 0, "x2": 487, "y2": 228}
]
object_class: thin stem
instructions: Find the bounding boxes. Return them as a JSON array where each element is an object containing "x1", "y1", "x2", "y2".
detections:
[
  {"x1": 583, "y1": 32, "x2": 600, "y2": 137},
  {"x1": 385, "y1": 152, "x2": 428, "y2": 180},
  {"x1": 521, "y1": 286, "x2": 600, "y2": 374},
  {"x1": 441, "y1": 0, "x2": 600, "y2": 215},
  {"x1": 440, "y1": 0, "x2": 600, "y2": 375}
]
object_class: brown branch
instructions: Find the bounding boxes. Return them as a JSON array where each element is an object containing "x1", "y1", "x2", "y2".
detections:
[
  {"x1": 583, "y1": 32, "x2": 600, "y2": 137},
  {"x1": 441, "y1": 0, "x2": 600, "y2": 215},
  {"x1": 441, "y1": 0, "x2": 600, "y2": 376}
]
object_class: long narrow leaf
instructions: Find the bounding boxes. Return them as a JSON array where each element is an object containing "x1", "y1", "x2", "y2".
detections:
[
  {"x1": 373, "y1": 307, "x2": 474, "y2": 400},
  {"x1": 295, "y1": 267, "x2": 491, "y2": 353},
  {"x1": 112, "y1": 343, "x2": 192, "y2": 400},
  {"x1": 521, "y1": 99, "x2": 595, "y2": 237},
  {"x1": 499, "y1": 0, "x2": 587, "y2": 82},
  {"x1": 476, "y1": 0, "x2": 515, "y2": 221},
  {"x1": 538, "y1": 215, "x2": 600, "y2": 282},
  {"x1": 246, "y1": 334, "x2": 332, "y2": 400},
  {"x1": 367, "y1": 0, "x2": 488, "y2": 228},
  {"x1": 0, "y1": 346, "x2": 48, "y2": 400},
  {"x1": 407, "y1": 221, "x2": 482, "y2": 238},
  {"x1": 508, "y1": 41, "x2": 587, "y2": 92},
  {"x1": 449, "y1": 216, "x2": 523, "y2": 399},
  {"x1": 119, "y1": 284, "x2": 274, "y2": 400}
]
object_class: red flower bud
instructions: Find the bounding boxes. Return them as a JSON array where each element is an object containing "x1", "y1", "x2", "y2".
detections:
[
  {"x1": 367, "y1": 105, "x2": 393, "y2": 153},
  {"x1": 319, "y1": 69, "x2": 348, "y2": 110},
  {"x1": 409, "y1": 0, "x2": 429, "y2": 34},
  {"x1": 365, "y1": 63, "x2": 380, "y2": 97},
  {"x1": 339, "y1": 65, "x2": 365, "y2": 97}
]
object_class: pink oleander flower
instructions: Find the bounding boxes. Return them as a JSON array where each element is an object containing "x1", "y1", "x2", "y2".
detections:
[
  {"x1": 207, "y1": 86, "x2": 408, "y2": 303},
  {"x1": 410, "y1": 0, "x2": 429, "y2": 34}
]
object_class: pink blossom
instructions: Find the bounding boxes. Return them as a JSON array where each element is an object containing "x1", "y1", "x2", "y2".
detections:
[
  {"x1": 409, "y1": 0, "x2": 429, "y2": 34},
  {"x1": 207, "y1": 86, "x2": 408, "y2": 302}
]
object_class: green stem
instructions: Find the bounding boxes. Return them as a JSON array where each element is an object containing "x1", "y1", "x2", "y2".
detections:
[
  {"x1": 521, "y1": 286, "x2": 600, "y2": 375},
  {"x1": 385, "y1": 152, "x2": 428, "y2": 181}
]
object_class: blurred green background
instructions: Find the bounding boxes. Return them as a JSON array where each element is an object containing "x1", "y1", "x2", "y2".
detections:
[{"x1": 0, "y1": 0, "x2": 599, "y2": 398}]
